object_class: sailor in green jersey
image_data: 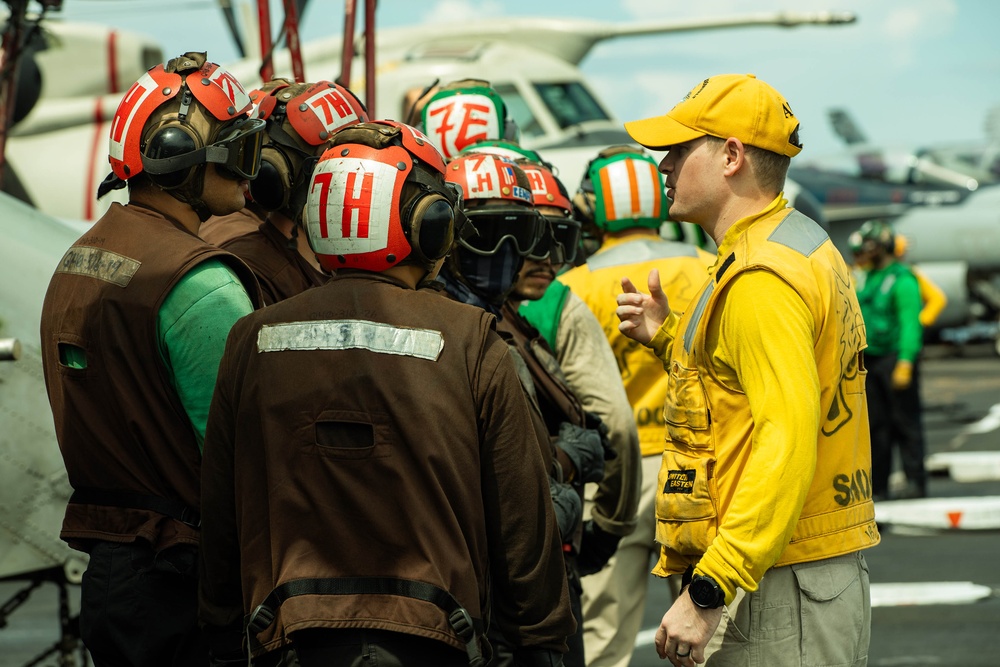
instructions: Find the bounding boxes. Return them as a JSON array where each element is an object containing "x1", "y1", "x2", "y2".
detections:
[{"x1": 850, "y1": 220, "x2": 927, "y2": 499}]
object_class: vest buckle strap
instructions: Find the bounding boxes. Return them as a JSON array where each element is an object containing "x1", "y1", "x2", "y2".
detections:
[
  {"x1": 449, "y1": 607, "x2": 485, "y2": 667},
  {"x1": 245, "y1": 576, "x2": 485, "y2": 666}
]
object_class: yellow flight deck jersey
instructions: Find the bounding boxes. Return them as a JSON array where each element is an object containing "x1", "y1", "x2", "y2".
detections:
[
  {"x1": 647, "y1": 197, "x2": 880, "y2": 604},
  {"x1": 558, "y1": 234, "x2": 714, "y2": 457}
]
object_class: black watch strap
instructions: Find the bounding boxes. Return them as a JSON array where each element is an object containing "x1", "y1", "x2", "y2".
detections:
[{"x1": 689, "y1": 574, "x2": 725, "y2": 609}]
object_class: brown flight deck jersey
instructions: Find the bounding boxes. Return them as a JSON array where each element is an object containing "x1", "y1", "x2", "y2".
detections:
[
  {"x1": 498, "y1": 303, "x2": 588, "y2": 549},
  {"x1": 200, "y1": 272, "x2": 574, "y2": 655},
  {"x1": 216, "y1": 220, "x2": 329, "y2": 306},
  {"x1": 40, "y1": 202, "x2": 261, "y2": 553}
]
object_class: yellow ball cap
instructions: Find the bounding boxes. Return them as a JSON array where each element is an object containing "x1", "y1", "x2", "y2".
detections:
[{"x1": 624, "y1": 73, "x2": 803, "y2": 157}]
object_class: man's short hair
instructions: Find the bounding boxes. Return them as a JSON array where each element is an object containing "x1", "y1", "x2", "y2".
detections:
[{"x1": 706, "y1": 136, "x2": 789, "y2": 195}]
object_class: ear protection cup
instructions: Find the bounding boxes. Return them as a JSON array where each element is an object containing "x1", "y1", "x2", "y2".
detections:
[
  {"x1": 249, "y1": 145, "x2": 293, "y2": 211},
  {"x1": 143, "y1": 123, "x2": 200, "y2": 190},
  {"x1": 403, "y1": 193, "x2": 455, "y2": 265},
  {"x1": 285, "y1": 155, "x2": 320, "y2": 224}
]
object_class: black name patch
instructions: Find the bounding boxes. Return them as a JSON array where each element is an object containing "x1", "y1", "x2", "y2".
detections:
[{"x1": 664, "y1": 469, "x2": 696, "y2": 494}]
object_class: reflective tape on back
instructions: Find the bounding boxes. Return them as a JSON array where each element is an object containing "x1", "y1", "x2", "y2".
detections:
[
  {"x1": 55, "y1": 246, "x2": 141, "y2": 287},
  {"x1": 257, "y1": 319, "x2": 445, "y2": 361}
]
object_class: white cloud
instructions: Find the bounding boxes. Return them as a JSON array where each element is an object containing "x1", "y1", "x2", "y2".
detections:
[
  {"x1": 418, "y1": 0, "x2": 505, "y2": 25},
  {"x1": 881, "y1": 0, "x2": 957, "y2": 69},
  {"x1": 884, "y1": 0, "x2": 957, "y2": 39}
]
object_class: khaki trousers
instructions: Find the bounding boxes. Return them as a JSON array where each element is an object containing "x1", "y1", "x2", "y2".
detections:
[{"x1": 706, "y1": 552, "x2": 871, "y2": 667}]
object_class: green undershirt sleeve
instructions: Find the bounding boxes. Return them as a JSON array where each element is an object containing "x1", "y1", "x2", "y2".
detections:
[{"x1": 157, "y1": 259, "x2": 254, "y2": 452}]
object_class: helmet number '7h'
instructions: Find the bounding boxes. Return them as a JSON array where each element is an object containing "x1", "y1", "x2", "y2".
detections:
[{"x1": 309, "y1": 159, "x2": 395, "y2": 253}]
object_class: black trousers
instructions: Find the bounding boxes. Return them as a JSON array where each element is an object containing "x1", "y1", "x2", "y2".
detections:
[
  {"x1": 80, "y1": 540, "x2": 208, "y2": 667},
  {"x1": 865, "y1": 353, "x2": 928, "y2": 498},
  {"x1": 256, "y1": 628, "x2": 469, "y2": 667}
]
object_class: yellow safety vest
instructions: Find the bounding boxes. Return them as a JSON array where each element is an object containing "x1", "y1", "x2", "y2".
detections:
[
  {"x1": 559, "y1": 235, "x2": 713, "y2": 457},
  {"x1": 656, "y1": 209, "x2": 879, "y2": 573}
]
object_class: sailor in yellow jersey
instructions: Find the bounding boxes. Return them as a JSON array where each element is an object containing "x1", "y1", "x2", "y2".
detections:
[
  {"x1": 617, "y1": 74, "x2": 879, "y2": 666},
  {"x1": 556, "y1": 146, "x2": 713, "y2": 667},
  {"x1": 894, "y1": 234, "x2": 948, "y2": 327}
]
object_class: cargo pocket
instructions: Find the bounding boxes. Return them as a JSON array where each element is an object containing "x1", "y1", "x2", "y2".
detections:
[
  {"x1": 309, "y1": 409, "x2": 392, "y2": 461},
  {"x1": 662, "y1": 361, "x2": 713, "y2": 449},
  {"x1": 792, "y1": 555, "x2": 870, "y2": 667},
  {"x1": 654, "y1": 450, "x2": 717, "y2": 556}
]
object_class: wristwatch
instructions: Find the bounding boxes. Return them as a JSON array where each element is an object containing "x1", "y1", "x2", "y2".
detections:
[{"x1": 688, "y1": 574, "x2": 725, "y2": 609}]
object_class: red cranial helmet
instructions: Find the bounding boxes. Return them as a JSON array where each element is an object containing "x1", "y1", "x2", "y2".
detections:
[
  {"x1": 249, "y1": 79, "x2": 369, "y2": 218},
  {"x1": 445, "y1": 152, "x2": 543, "y2": 258},
  {"x1": 109, "y1": 52, "x2": 262, "y2": 185},
  {"x1": 517, "y1": 160, "x2": 581, "y2": 266},
  {"x1": 304, "y1": 121, "x2": 462, "y2": 273}
]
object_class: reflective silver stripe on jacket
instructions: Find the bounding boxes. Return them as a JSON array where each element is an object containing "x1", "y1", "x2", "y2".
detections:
[
  {"x1": 55, "y1": 246, "x2": 141, "y2": 287},
  {"x1": 257, "y1": 320, "x2": 445, "y2": 361},
  {"x1": 587, "y1": 238, "x2": 701, "y2": 272},
  {"x1": 683, "y1": 282, "x2": 715, "y2": 355},
  {"x1": 767, "y1": 210, "x2": 829, "y2": 257}
]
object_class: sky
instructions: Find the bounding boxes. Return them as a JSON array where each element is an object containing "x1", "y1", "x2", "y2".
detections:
[{"x1": 57, "y1": 0, "x2": 1000, "y2": 161}]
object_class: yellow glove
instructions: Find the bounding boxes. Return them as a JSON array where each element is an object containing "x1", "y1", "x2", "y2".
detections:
[{"x1": 892, "y1": 360, "x2": 913, "y2": 390}]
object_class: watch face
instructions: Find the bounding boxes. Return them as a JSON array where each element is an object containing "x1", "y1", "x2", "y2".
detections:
[{"x1": 690, "y1": 576, "x2": 724, "y2": 609}]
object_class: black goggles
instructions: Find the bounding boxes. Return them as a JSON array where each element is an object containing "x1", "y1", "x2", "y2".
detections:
[
  {"x1": 144, "y1": 117, "x2": 266, "y2": 181},
  {"x1": 528, "y1": 215, "x2": 582, "y2": 266},
  {"x1": 461, "y1": 206, "x2": 544, "y2": 257},
  {"x1": 210, "y1": 117, "x2": 266, "y2": 180}
]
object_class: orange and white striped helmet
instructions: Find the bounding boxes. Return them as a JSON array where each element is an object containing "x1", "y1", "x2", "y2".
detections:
[{"x1": 577, "y1": 145, "x2": 668, "y2": 232}]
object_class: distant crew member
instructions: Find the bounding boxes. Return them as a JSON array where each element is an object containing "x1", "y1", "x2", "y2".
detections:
[
  {"x1": 200, "y1": 78, "x2": 369, "y2": 304},
  {"x1": 850, "y1": 221, "x2": 928, "y2": 499},
  {"x1": 554, "y1": 145, "x2": 713, "y2": 667},
  {"x1": 199, "y1": 121, "x2": 575, "y2": 666},
  {"x1": 40, "y1": 52, "x2": 263, "y2": 667},
  {"x1": 618, "y1": 73, "x2": 879, "y2": 665}
]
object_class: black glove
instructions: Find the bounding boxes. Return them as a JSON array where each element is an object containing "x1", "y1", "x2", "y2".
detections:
[
  {"x1": 584, "y1": 411, "x2": 617, "y2": 461},
  {"x1": 576, "y1": 520, "x2": 622, "y2": 576},
  {"x1": 513, "y1": 648, "x2": 565, "y2": 667},
  {"x1": 555, "y1": 422, "x2": 605, "y2": 485},
  {"x1": 548, "y1": 477, "x2": 582, "y2": 543}
]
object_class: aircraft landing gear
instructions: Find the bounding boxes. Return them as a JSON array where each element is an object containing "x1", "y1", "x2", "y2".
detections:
[{"x1": 0, "y1": 568, "x2": 88, "y2": 667}]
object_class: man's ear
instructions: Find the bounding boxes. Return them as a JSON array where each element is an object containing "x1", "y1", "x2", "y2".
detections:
[{"x1": 722, "y1": 137, "x2": 745, "y2": 176}]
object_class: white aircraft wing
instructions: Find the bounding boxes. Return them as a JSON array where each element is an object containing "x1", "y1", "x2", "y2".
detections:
[{"x1": 0, "y1": 192, "x2": 87, "y2": 581}]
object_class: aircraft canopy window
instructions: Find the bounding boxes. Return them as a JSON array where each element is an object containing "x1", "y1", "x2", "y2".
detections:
[
  {"x1": 534, "y1": 82, "x2": 609, "y2": 129},
  {"x1": 493, "y1": 84, "x2": 544, "y2": 139}
]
